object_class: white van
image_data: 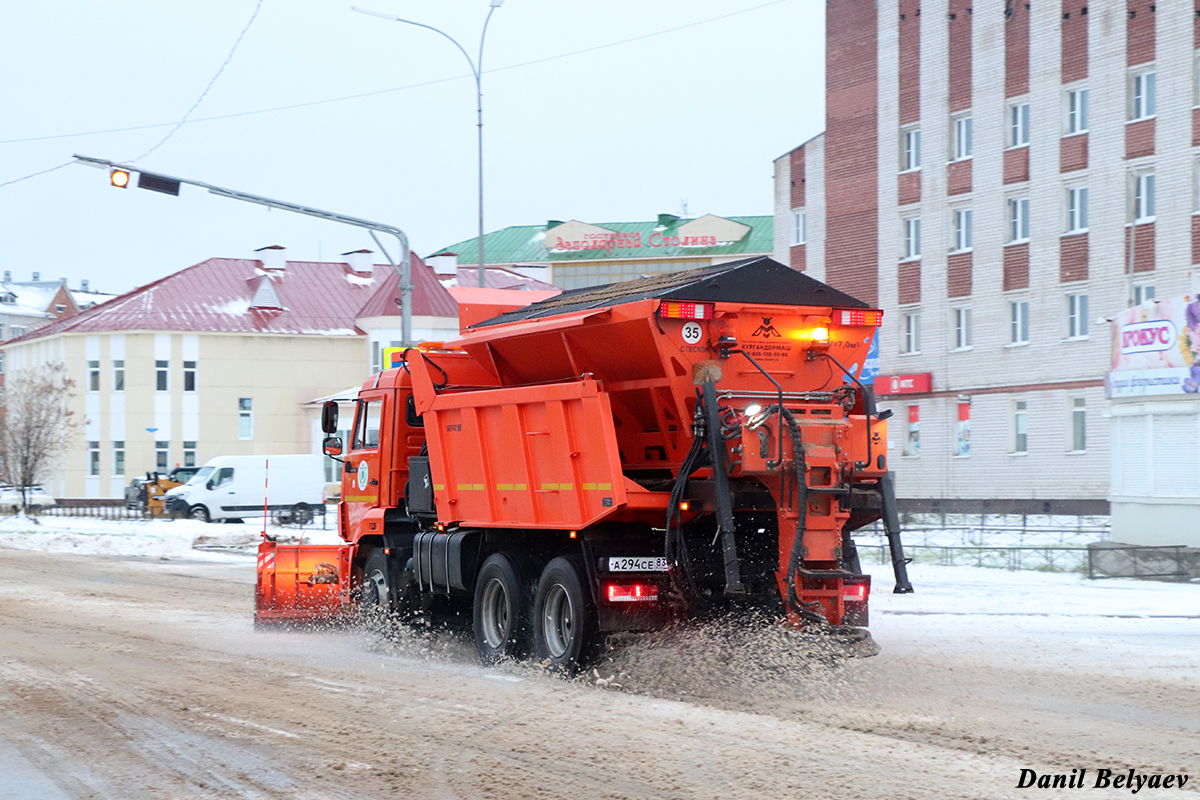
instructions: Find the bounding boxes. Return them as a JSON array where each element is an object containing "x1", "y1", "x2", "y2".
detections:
[{"x1": 165, "y1": 454, "x2": 326, "y2": 523}]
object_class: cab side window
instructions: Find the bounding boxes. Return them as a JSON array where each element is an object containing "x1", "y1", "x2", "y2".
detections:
[
  {"x1": 351, "y1": 400, "x2": 383, "y2": 450},
  {"x1": 213, "y1": 467, "x2": 234, "y2": 487}
]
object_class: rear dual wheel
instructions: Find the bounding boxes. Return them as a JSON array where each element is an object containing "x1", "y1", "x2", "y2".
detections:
[
  {"x1": 473, "y1": 553, "x2": 536, "y2": 663},
  {"x1": 532, "y1": 556, "x2": 598, "y2": 675}
]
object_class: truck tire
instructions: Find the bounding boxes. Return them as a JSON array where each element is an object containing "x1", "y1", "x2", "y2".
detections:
[
  {"x1": 292, "y1": 503, "x2": 313, "y2": 526},
  {"x1": 532, "y1": 556, "x2": 598, "y2": 675},
  {"x1": 472, "y1": 552, "x2": 534, "y2": 664},
  {"x1": 189, "y1": 505, "x2": 211, "y2": 523},
  {"x1": 360, "y1": 549, "x2": 392, "y2": 628}
]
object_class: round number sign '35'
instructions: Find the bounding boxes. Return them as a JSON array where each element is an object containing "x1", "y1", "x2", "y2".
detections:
[
  {"x1": 357, "y1": 460, "x2": 369, "y2": 492},
  {"x1": 681, "y1": 321, "x2": 703, "y2": 345}
]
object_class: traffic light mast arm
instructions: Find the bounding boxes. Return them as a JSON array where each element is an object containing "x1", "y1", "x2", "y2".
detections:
[{"x1": 73, "y1": 153, "x2": 415, "y2": 345}]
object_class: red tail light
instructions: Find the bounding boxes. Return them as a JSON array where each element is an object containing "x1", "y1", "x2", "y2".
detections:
[
  {"x1": 836, "y1": 309, "x2": 884, "y2": 327},
  {"x1": 605, "y1": 583, "x2": 659, "y2": 602},
  {"x1": 842, "y1": 576, "x2": 870, "y2": 603},
  {"x1": 657, "y1": 301, "x2": 714, "y2": 320}
]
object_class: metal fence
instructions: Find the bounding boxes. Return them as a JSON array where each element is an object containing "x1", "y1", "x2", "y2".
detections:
[
  {"x1": 858, "y1": 541, "x2": 1091, "y2": 572},
  {"x1": 1087, "y1": 544, "x2": 1199, "y2": 581},
  {"x1": 35, "y1": 504, "x2": 145, "y2": 521},
  {"x1": 854, "y1": 513, "x2": 1110, "y2": 573},
  {"x1": 31, "y1": 503, "x2": 329, "y2": 529}
]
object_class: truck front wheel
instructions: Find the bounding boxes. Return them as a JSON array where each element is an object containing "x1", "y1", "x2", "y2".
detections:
[
  {"x1": 472, "y1": 553, "x2": 534, "y2": 663},
  {"x1": 360, "y1": 549, "x2": 392, "y2": 628},
  {"x1": 532, "y1": 556, "x2": 598, "y2": 675}
]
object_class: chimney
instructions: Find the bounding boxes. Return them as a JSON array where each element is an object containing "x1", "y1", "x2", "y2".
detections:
[
  {"x1": 3, "y1": 271, "x2": 10, "y2": 283},
  {"x1": 81, "y1": 279, "x2": 90, "y2": 292},
  {"x1": 427, "y1": 251, "x2": 459, "y2": 276},
  {"x1": 60, "y1": 277, "x2": 67, "y2": 285},
  {"x1": 32, "y1": 271, "x2": 40, "y2": 281},
  {"x1": 254, "y1": 245, "x2": 286, "y2": 269},
  {"x1": 340, "y1": 248, "x2": 375, "y2": 275}
]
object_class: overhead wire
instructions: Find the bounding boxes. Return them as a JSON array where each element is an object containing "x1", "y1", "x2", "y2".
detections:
[
  {"x1": 1, "y1": 0, "x2": 789, "y2": 148},
  {"x1": 127, "y1": 0, "x2": 265, "y2": 162}
]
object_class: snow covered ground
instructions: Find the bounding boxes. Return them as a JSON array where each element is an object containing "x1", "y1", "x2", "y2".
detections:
[{"x1": 1, "y1": 513, "x2": 1195, "y2": 682}]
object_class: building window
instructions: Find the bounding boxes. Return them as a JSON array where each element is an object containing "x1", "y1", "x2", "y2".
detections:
[
  {"x1": 956, "y1": 402, "x2": 971, "y2": 458},
  {"x1": 10, "y1": 325, "x2": 25, "y2": 339},
  {"x1": 952, "y1": 114, "x2": 973, "y2": 160},
  {"x1": 1066, "y1": 88, "x2": 1089, "y2": 134},
  {"x1": 1071, "y1": 398, "x2": 1086, "y2": 452},
  {"x1": 902, "y1": 127, "x2": 921, "y2": 171},
  {"x1": 1133, "y1": 172, "x2": 1156, "y2": 222},
  {"x1": 1130, "y1": 69, "x2": 1156, "y2": 120},
  {"x1": 902, "y1": 311, "x2": 921, "y2": 354},
  {"x1": 952, "y1": 208, "x2": 973, "y2": 252},
  {"x1": 238, "y1": 398, "x2": 253, "y2": 440},
  {"x1": 183, "y1": 441, "x2": 197, "y2": 468},
  {"x1": 953, "y1": 306, "x2": 973, "y2": 350},
  {"x1": 793, "y1": 210, "x2": 806, "y2": 245},
  {"x1": 156, "y1": 441, "x2": 169, "y2": 472},
  {"x1": 156, "y1": 360, "x2": 169, "y2": 391},
  {"x1": 88, "y1": 360, "x2": 100, "y2": 392},
  {"x1": 371, "y1": 341, "x2": 382, "y2": 373},
  {"x1": 113, "y1": 441, "x2": 125, "y2": 476},
  {"x1": 113, "y1": 360, "x2": 125, "y2": 392},
  {"x1": 1013, "y1": 401, "x2": 1028, "y2": 454},
  {"x1": 1133, "y1": 283, "x2": 1156, "y2": 305},
  {"x1": 1066, "y1": 186, "x2": 1089, "y2": 233},
  {"x1": 1008, "y1": 197, "x2": 1030, "y2": 243},
  {"x1": 1067, "y1": 293, "x2": 1089, "y2": 339},
  {"x1": 88, "y1": 441, "x2": 100, "y2": 476},
  {"x1": 184, "y1": 361, "x2": 196, "y2": 392},
  {"x1": 903, "y1": 217, "x2": 921, "y2": 260},
  {"x1": 904, "y1": 406, "x2": 920, "y2": 457},
  {"x1": 1010, "y1": 300, "x2": 1030, "y2": 345},
  {"x1": 1009, "y1": 102, "x2": 1030, "y2": 147}
]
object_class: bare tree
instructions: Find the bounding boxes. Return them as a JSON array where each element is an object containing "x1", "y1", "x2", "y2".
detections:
[{"x1": 1, "y1": 363, "x2": 78, "y2": 514}]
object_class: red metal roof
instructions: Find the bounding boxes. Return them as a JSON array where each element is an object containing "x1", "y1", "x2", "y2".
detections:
[
  {"x1": 10, "y1": 255, "x2": 455, "y2": 343},
  {"x1": 355, "y1": 254, "x2": 458, "y2": 319}
]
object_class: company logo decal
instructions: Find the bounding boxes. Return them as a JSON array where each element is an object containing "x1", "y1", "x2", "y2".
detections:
[{"x1": 751, "y1": 317, "x2": 781, "y2": 338}]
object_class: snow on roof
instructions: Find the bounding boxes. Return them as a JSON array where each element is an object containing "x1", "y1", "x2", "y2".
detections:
[
  {"x1": 7, "y1": 256, "x2": 452, "y2": 344},
  {"x1": 354, "y1": 255, "x2": 458, "y2": 319},
  {"x1": 0, "y1": 281, "x2": 65, "y2": 318}
]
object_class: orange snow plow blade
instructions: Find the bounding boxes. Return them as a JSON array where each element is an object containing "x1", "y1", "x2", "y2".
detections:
[{"x1": 255, "y1": 538, "x2": 353, "y2": 623}]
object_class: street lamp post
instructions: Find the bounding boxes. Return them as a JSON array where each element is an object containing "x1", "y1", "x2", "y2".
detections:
[{"x1": 354, "y1": 1, "x2": 504, "y2": 288}]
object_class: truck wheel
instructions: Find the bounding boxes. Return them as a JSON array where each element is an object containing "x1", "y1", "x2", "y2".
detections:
[
  {"x1": 360, "y1": 549, "x2": 392, "y2": 627},
  {"x1": 532, "y1": 556, "x2": 598, "y2": 675},
  {"x1": 472, "y1": 553, "x2": 534, "y2": 663},
  {"x1": 292, "y1": 503, "x2": 313, "y2": 526},
  {"x1": 189, "y1": 505, "x2": 211, "y2": 523}
]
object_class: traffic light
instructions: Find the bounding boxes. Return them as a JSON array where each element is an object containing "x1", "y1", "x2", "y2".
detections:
[{"x1": 110, "y1": 168, "x2": 131, "y2": 188}]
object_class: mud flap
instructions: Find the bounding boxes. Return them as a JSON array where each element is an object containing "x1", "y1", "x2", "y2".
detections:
[{"x1": 255, "y1": 538, "x2": 353, "y2": 624}]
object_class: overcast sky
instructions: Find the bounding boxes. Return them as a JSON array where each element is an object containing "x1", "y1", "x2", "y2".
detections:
[{"x1": 1, "y1": 0, "x2": 824, "y2": 296}]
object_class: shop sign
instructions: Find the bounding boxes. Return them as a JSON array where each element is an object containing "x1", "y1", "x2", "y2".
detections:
[
  {"x1": 876, "y1": 372, "x2": 932, "y2": 395},
  {"x1": 549, "y1": 232, "x2": 721, "y2": 252},
  {"x1": 1107, "y1": 296, "x2": 1200, "y2": 398}
]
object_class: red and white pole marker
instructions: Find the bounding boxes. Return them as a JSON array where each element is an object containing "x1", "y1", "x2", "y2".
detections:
[{"x1": 261, "y1": 458, "x2": 269, "y2": 539}]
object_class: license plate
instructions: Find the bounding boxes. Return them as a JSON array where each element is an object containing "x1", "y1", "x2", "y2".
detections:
[{"x1": 608, "y1": 557, "x2": 668, "y2": 572}]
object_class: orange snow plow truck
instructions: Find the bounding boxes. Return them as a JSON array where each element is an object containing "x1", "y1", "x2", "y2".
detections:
[{"x1": 256, "y1": 257, "x2": 912, "y2": 670}]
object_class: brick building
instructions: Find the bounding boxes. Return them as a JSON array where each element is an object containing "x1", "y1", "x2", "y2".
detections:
[{"x1": 776, "y1": 1, "x2": 1200, "y2": 513}]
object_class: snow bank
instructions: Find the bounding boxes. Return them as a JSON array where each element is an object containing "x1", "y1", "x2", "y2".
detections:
[{"x1": 0, "y1": 515, "x2": 342, "y2": 559}]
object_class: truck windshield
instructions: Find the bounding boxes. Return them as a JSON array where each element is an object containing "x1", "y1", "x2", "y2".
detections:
[{"x1": 188, "y1": 466, "x2": 215, "y2": 485}]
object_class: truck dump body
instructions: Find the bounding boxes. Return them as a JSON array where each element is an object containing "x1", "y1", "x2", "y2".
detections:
[{"x1": 258, "y1": 257, "x2": 911, "y2": 667}]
